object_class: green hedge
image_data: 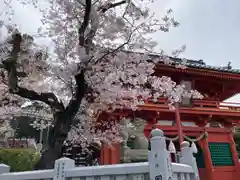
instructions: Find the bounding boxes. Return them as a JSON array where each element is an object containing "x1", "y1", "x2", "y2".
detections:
[{"x1": 0, "y1": 148, "x2": 40, "y2": 172}]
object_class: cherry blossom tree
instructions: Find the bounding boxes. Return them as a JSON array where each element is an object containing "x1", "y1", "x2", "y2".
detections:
[{"x1": 0, "y1": 0, "x2": 203, "y2": 169}]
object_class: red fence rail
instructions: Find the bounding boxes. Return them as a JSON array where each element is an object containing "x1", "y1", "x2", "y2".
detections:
[{"x1": 146, "y1": 98, "x2": 240, "y2": 111}]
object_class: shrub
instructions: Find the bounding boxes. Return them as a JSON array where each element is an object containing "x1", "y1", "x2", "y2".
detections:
[{"x1": 0, "y1": 148, "x2": 40, "y2": 172}]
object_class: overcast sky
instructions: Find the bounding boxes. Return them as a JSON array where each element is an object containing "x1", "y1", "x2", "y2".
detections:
[{"x1": 1, "y1": 0, "x2": 240, "y2": 102}]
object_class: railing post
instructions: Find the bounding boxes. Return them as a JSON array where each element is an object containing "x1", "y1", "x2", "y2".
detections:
[
  {"x1": 53, "y1": 157, "x2": 75, "y2": 180},
  {"x1": 180, "y1": 141, "x2": 200, "y2": 180},
  {"x1": 0, "y1": 164, "x2": 10, "y2": 174},
  {"x1": 148, "y1": 128, "x2": 173, "y2": 180}
]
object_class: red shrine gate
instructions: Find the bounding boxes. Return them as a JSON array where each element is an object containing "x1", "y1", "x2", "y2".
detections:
[
  {"x1": 100, "y1": 100, "x2": 240, "y2": 180},
  {"x1": 100, "y1": 58, "x2": 240, "y2": 180}
]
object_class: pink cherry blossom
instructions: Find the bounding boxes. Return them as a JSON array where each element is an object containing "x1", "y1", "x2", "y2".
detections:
[{"x1": 0, "y1": 0, "x2": 203, "y2": 153}]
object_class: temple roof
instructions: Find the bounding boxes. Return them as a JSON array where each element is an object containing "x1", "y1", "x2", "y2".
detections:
[
  {"x1": 167, "y1": 57, "x2": 240, "y2": 74},
  {"x1": 121, "y1": 49, "x2": 240, "y2": 75}
]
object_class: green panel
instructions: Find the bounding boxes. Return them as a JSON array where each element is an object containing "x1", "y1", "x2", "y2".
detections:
[{"x1": 208, "y1": 142, "x2": 234, "y2": 166}]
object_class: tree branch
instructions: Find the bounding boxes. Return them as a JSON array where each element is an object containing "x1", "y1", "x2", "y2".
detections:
[
  {"x1": 64, "y1": 70, "x2": 87, "y2": 123},
  {"x1": 92, "y1": 25, "x2": 138, "y2": 65},
  {"x1": 99, "y1": 0, "x2": 126, "y2": 13},
  {"x1": 16, "y1": 87, "x2": 64, "y2": 111},
  {"x1": 3, "y1": 33, "x2": 65, "y2": 112},
  {"x1": 79, "y1": 0, "x2": 127, "y2": 48},
  {"x1": 62, "y1": 0, "x2": 92, "y2": 124},
  {"x1": 78, "y1": 0, "x2": 92, "y2": 46},
  {"x1": 64, "y1": 0, "x2": 129, "y2": 121},
  {"x1": 37, "y1": 0, "x2": 127, "y2": 130}
]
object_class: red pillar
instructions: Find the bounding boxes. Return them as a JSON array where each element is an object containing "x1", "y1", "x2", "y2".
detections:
[
  {"x1": 100, "y1": 143, "x2": 121, "y2": 165},
  {"x1": 109, "y1": 143, "x2": 120, "y2": 164},
  {"x1": 202, "y1": 130, "x2": 214, "y2": 180},
  {"x1": 229, "y1": 133, "x2": 239, "y2": 166},
  {"x1": 100, "y1": 144, "x2": 110, "y2": 164},
  {"x1": 175, "y1": 104, "x2": 183, "y2": 144}
]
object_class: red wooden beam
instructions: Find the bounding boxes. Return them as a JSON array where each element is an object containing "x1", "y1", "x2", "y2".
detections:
[{"x1": 175, "y1": 104, "x2": 183, "y2": 143}]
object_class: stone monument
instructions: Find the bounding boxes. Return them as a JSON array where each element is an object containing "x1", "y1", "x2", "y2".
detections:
[{"x1": 120, "y1": 117, "x2": 149, "y2": 163}]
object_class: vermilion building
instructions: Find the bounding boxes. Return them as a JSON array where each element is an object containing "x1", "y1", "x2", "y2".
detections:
[{"x1": 100, "y1": 58, "x2": 240, "y2": 180}]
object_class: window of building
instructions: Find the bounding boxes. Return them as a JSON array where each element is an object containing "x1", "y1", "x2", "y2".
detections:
[
  {"x1": 181, "y1": 80, "x2": 192, "y2": 90},
  {"x1": 180, "y1": 80, "x2": 193, "y2": 107},
  {"x1": 208, "y1": 142, "x2": 234, "y2": 166}
]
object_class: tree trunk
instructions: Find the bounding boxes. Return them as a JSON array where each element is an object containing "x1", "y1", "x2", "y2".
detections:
[
  {"x1": 34, "y1": 148, "x2": 60, "y2": 169},
  {"x1": 34, "y1": 71, "x2": 87, "y2": 170},
  {"x1": 34, "y1": 115, "x2": 69, "y2": 170},
  {"x1": 34, "y1": 120, "x2": 102, "y2": 169},
  {"x1": 3, "y1": 32, "x2": 88, "y2": 170}
]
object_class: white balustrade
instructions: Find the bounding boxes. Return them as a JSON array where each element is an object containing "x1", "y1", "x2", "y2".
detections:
[{"x1": 0, "y1": 128, "x2": 199, "y2": 180}]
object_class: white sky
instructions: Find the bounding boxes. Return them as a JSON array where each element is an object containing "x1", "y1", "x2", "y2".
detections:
[{"x1": 1, "y1": 0, "x2": 240, "y2": 103}]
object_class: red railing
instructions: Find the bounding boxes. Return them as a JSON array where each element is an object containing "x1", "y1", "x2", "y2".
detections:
[
  {"x1": 145, "y1": 98, "x2": 240, "y2": 111},
  {"x1": 194, "y1": 100, "x2": 240, "y2": 111}
]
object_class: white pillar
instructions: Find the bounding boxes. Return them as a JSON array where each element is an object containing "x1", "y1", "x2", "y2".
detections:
[
  {"x1": 180, "y1": 141, "x2": 200, "y2": 180},
  {"x1": 148, "y1": 128, "x2": 173, "y2": 180},
  {"x1": 53, "y1": 157, "x2": 75, "y2": 180},
  {"x1": 0, "y1": 164, "x2": 10, "y2": 174}
]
